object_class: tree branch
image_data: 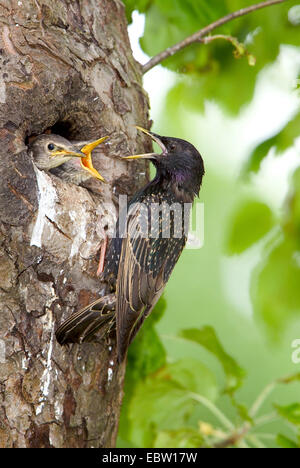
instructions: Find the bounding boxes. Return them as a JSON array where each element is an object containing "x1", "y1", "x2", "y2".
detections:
[
  {"x1": 142, "y1": 0, "x2": 289, "y2": 74},
  {"x1": 202, "y1": 35, "x2": 256, "y2": 66}
]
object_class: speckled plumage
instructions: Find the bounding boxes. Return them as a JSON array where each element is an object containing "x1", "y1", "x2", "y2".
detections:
[{"x1": 55, "y1": 131, "x2": 205, "y2": 362}]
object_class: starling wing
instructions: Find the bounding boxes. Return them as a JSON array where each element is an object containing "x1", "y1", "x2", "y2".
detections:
[{"x1": 116, "y1": 198, "x2": 187, "y2": 362}]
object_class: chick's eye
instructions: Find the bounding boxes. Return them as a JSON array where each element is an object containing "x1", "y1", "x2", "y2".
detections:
[{"x1": 48, "y1": 143, "x2": 55, "y2": 151}]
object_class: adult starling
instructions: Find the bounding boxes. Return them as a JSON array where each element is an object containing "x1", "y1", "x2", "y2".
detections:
[
  {"x1": 55, "y1": 127, "x2": 205, "y2": 363},
  {"x1": 29, "y1": 134, "x2": 108, "y2": 182}
]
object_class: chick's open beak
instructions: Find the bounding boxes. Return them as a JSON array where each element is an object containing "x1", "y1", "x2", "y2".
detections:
[
  {"x1": 80, "y1": 136, "x2": 109, "y2": 182},
  {"x1": 123, "y1": 126, "x2": 167, "y2": 160}
]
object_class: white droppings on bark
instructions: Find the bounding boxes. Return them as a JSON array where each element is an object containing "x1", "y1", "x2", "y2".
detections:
[
  {"x1": 0, "y1": 339, "x2": 5, "y2": 363},
  {"x1": 35, "y1": 402, "x2": 44, "y2": 415},
  {"x1": 42, "y1": 311, "x2": 55, "y2": 397},
  {"x1": 45, "y1": 284, "x2": 58, "y2": 308},
  {"x1": 54, "y1": 399, "x2": 63, "y2": 419},
  {"x1": 36, "y1": 310, "x2": 55, "y2": 416},
  {"x1": 21, "y1": 355, "x2": 30, "y2": 370},
  {"x1": 69, "y1": 210, "x2": 87, "y2": 257},
  {"x1": 30, "y1": 167, "x2": 57, "y2": 248},
  {"x1": 107, "y1": 367, "x2": 113, "y2": 382},
  {"x1": 0, "y1": 81, "x2": 6, "y2": 103}
]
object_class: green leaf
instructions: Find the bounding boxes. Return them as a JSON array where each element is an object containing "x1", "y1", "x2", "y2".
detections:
[
  {"x1": 123, "y1": 0, "x2": 153, "y2": 23},
  {"x1": 275, "y1": 403, "x2": 300, "y2": 426},
  {"x1": 251, "y1": 239, "x2": 300, "y2": 339},
  {"x1": 180, "y1": 326, "x2": 245, "y2": 394},
  {"x1": 128, "y1": 358, "x2": 218, "y2": 447},
  {"x1": 231, "y1": 398, "x2": 253, "y2": 424},
  {"x1": 141, "y1": 0, "x2": 300, "y2": 113},
  {"x1": 118, "y1": 297, "x2": 167, "y2": 446},
  {"x1": 244, "y1": 112, "x2": 300, "y2": 174},
  {"x1": 166, "y1": 77, "x2": 206, "y2": 115},
  {"x1": 226, "y1": 199, "x2": 275, "y2": 255},
  {"x1": 158, "y1": 358, "x2": 218, "y2": 401},
  {"x1": 127, "y1": 296, "x2": 167, "y2": 380},
  {"x1": 284, "y1": 167, "x2": 300, "y2": 246},
  {"x1": 141, "y1": 0, "x2": 229, "y2": 72},
  {"x1": 154, "y1": 428, "x2": 204, "y2": 448},
  {"x1": 276, "y1": 433, "x2": 299, "y2": 448}
]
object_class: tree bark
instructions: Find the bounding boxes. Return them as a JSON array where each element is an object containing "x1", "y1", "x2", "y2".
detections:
[{"x1": 0, "y1": 0, "x2": 150, "y2": 448}]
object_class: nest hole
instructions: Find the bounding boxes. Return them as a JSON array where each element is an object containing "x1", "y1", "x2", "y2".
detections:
[
  {"x1": 26, "y1": 120, "x2": 77, "y2": 146},
  {"x1": 50, "y1": 121, "x2": 74, "y2": 139},
  {"x1": 26, "y1": 107, "x2": 98, "y2": 145}
]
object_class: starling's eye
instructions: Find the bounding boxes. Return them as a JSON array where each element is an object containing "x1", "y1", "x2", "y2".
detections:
[
  {"x1": 48, "y1": 143, "x2": 55, "y2": 151},
  {"x1": 169, "y1": 144, "x2": 176, "y2": 151}
]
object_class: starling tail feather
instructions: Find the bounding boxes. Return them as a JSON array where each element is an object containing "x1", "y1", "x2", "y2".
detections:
[{"x1": 56, "y1": 294, "x2": 116, "y2": 345}]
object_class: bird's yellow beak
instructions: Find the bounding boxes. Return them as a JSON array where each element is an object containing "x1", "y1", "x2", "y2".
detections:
[
  {"x1": 80, "y1": 136, "x2": 109, "y2": 182},
  {"x1": 123, "y1": 126, "x2": 166, "y2": 160}
]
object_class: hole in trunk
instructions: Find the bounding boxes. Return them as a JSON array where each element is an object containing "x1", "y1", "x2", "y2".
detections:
[
  {"x1": 51, "y1": 121, "x2": 73, "y2": 139},
  {"x1": 26, "y1": 120, "x2": 76, "y2": 146}
]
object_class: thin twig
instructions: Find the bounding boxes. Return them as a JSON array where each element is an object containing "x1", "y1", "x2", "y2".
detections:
[
  {"x1": 254, "y1": 412, "x2": 279, "y2": 427},
  {"x1": 202, "y1": 35, "x2": 256, "y2": 65},
  {"x1": 250, "y1": 372, "x2": 300, "y2": 418},
  {"x1": 246, "y1": 434, "x2": 267, "y2": 448},
  {"x1": 188, "y1": 392, "x2": 234, "y2": 431},
  {"x1": 214, "y1": 424, "x2": 250, "y2": 448},
  {"x1": 249, "y1": 381, "x2": 277, "y2": 417},
  {"x1": 142, "y1": 0, "x2": 289, "y2": 73},
  {"x1": 202, "y1": 34, "x2": 238, "y2": 45},
  {"x1": 256, "y1": 433, "x2": 277, "y2": 440}
]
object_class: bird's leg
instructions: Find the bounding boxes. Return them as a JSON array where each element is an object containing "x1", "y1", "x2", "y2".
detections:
[{"x1": 97, "y1": 234, "x2": 108, "y2": 277}]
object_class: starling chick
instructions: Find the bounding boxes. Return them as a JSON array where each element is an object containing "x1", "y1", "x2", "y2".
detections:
[
  {"x1": 55, "y1": 127, "x2": 205, "y2": 363},
  {"x1": 29, "y1": 134, "x2": 86, "y2": 170},
  {"x1": 29, "y1": 134, "x2": 108, "y2": 182}
]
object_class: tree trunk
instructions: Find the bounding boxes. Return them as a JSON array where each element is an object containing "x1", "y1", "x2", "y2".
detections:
[{"x1": 0, "y1": 0, "x2": 150, "y2": 448}]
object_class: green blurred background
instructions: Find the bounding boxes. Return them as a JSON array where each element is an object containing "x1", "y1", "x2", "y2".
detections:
[{"x1": 118, "y1": 0, "x2": 300, "y2": 448}]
